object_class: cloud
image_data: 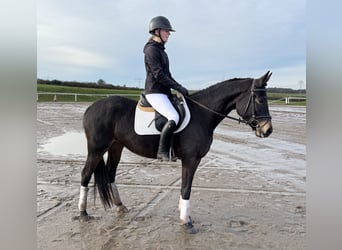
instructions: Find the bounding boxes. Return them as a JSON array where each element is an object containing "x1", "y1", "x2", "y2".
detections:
[
  {"x1": 268, "y1": 64, "x2": 306, "y2": 89},
  {"x1": 37, "y1": 0, "x2": 305, "y2": 88},
  {"x1": 39, "y1": 43, "x2": 112, "y2": 68}
]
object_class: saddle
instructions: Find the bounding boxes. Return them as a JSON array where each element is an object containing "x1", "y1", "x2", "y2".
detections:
[
  {"x1": 134, "y1": 92, "x2": 191, "y2": 135},
  {"x1": 139, "y1": 93, "x2": 186, "y2": 131}
]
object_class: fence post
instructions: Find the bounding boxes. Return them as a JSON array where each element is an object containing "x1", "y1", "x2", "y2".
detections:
[{"x1": 75, "y1": 94, "x2": 77, "y2": 102}]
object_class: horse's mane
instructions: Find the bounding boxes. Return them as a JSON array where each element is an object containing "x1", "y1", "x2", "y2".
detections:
[{"x1": 190, "y1": 77, "x2": 249, "y2": 98}]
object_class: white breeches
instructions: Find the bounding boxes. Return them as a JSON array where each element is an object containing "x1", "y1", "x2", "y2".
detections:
[{"x1": 145, "y1": 93, "x2": 180, "y2": 125}]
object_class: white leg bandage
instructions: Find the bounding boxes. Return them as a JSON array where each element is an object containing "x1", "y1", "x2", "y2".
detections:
[
  {"x1": 110, "y1": 182, "x2": 122, "y2": 206},
  {"x1": 78, "y1": 186, "x2": 89, "y2": 211},
  {"x1": 179, "y1": 197, "x2": 191, "y2": 223}
]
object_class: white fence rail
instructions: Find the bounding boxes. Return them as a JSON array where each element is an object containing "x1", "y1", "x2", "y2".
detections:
[
  {"x1": 269, "y1": 96, "x2": 306, "y2": 105},
  {"x1": 284, "y1": 96, "x2": 306, "y2": 104},
  {"x1": 37, "y1": 92, "x2": 140, "y2": 102}
]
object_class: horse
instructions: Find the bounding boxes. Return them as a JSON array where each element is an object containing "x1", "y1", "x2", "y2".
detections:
[{"x1": 78, "y1": 71, "x2": 273, "y2": 234}]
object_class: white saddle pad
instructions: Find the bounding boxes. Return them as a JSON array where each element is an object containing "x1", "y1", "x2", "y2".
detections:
[{"x1": 134, "y1": 96, "x2": 191, "y2": 135}]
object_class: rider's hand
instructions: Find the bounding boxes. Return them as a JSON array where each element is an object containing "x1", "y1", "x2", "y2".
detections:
[{"x1": 176, "y1": 85, "x2": 189, "y2": 96}]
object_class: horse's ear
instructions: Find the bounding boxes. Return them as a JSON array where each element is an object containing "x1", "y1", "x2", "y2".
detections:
[
  {"x1": 263, "y1": 71, "x2": 272, "y2": 84},
  {"x1": 256, "y1": 71, "x2": 272, "y2": 87}
]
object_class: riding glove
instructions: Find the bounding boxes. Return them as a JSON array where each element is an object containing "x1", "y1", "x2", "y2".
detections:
[{"x1": 176, "y1": 85, "x2": 189, "y2": 96}]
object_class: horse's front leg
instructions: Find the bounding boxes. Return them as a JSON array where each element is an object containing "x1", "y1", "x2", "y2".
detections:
[{"x1": 179, "y1": 158, "x2": 201, "y2": 234}]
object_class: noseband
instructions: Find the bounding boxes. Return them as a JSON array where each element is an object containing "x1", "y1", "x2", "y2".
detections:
[{"x1": 185, "y1": 79, "x2": 272, "y2": 128}]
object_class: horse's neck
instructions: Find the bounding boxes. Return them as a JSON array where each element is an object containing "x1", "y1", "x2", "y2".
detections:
[{"x1": 192, "y1": 79, "x2": 249, "y2": 130}]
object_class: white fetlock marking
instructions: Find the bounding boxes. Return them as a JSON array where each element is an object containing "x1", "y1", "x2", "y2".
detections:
[
  {"x1": 78, "y1": 186, "x2": 89, "y2": 211},
  {"x1": 179, "y1": 197, "x2": 191, "y2": 224},
  {"x1": 110, "y1": 182, "x2": 122, "y2": 206}
]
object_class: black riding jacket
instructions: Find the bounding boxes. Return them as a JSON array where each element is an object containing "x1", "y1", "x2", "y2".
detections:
[{"x1": 143, "y1": 40, "x2": 182, "y2": 96}]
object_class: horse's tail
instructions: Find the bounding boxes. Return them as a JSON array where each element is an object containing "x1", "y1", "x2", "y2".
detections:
[{"x1": 93, "y1": 158, "x2": 114, "y2": 209}]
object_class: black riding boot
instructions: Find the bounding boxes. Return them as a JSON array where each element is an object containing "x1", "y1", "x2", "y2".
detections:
[{"x1": 157, "y1": 120, "x2": 177, "y2": 161}]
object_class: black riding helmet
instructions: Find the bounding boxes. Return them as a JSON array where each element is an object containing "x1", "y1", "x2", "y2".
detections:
[{"x1": 149, "y1": 16, "x2": 175, "y2": 34}]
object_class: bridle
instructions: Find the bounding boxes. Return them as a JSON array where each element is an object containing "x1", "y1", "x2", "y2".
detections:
[
  {"x1": 240, "y1": 79, "x2": 272, "y2": 128},
  {"x1": 184, "y1": 79, "x2": 272, "y2": 128}
]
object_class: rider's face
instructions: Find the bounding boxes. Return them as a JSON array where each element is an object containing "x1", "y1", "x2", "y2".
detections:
[{"x1": 160, "y1": 29, "x2": 170, "y2": 43}]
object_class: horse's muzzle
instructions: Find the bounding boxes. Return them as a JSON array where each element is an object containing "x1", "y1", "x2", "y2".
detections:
[{"x1": 255, "y1": 120, "x2": 273, "y2": 138}]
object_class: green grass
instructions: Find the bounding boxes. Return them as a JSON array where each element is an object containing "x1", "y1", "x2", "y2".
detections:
[
  {"x1": 37, "y1": 84, "x2": 142, "y2": 102},
  {"x1": 37, "y1": 84, "x2": 141, "y2": 95}
]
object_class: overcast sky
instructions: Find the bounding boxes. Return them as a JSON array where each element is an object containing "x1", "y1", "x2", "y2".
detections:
[{"x1": 37, "y1": 0, "x2": 306, "y2": 90}]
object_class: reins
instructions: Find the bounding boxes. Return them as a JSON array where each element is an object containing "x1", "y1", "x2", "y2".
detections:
[
  {"x1": 184, "y1": 95, "x2": 248, "y2": 124},
  {"x1": 183, "y1": 79, "x2": 271, "y2": 128}
]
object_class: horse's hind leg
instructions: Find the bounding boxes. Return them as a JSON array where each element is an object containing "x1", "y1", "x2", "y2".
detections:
[
  {"x1": 78, "y1": 152, "x2": 103, "y2": 220},
  {"x1": 107, "y1": 142, "x2": 128, "y2": 213}
]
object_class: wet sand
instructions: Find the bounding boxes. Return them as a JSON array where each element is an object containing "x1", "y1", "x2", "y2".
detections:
[{"x1": 37, "y1": 103, "x2": 306, "y2": 249}]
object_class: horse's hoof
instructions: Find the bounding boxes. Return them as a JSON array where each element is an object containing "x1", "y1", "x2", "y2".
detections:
[
  {"x1": 182, "y1": 221, "x2": 198, "y2": 234},
  {"x1": 116, "y1": 205, "x2": 129, "y2": 213},
  {"x1": 72, "y1": 211, "x2": 92, "y2": 222},
  {"x1": 80, "y1": 210, "x2": 92, "y2": 221}
]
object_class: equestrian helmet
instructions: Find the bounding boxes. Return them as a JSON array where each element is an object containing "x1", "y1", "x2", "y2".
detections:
[{"x1": 149, "y1": 16, "x2": 175, "y2": 34}]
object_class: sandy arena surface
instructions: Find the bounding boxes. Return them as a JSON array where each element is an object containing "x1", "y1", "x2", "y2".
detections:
[{"x1": 37, "y1": 102, "x2": 306, "y2": 250}]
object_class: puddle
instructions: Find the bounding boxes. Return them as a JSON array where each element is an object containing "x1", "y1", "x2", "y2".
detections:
[{"x1": 39, "y1": 131, "x2": 87, "y2": 157}]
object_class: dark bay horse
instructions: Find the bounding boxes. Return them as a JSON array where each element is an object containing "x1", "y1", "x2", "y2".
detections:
[{"x1": 78, "y1": 71, "x2": 273, "y2": 233}]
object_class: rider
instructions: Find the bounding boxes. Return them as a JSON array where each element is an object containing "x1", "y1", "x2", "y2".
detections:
[{"x1": 143, "y1": 16, "x2": 189, "y2": 161}]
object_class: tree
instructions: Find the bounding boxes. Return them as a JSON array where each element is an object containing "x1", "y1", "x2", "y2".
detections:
[{"x1": 97, "y1": 79, "x2": 106, "y2": 86}]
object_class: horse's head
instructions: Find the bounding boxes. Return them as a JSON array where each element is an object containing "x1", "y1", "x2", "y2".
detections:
[{"x1": 236, "y1": 71, "x2": 273, "y2": 138}]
